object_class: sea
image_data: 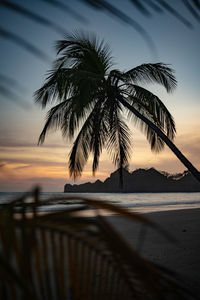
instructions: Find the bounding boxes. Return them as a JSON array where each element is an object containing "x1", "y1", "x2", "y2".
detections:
[{"x1": 0, "y1": 192, "x2": 200, "y2": 213}]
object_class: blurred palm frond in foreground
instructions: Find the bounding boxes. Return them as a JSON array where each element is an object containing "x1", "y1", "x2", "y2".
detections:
[
  {"x1": 0, "y1": 188, "x2": 197, "y2": 299},
  {"x1": 0, "y1": 0, "x2": 200, "y2": 105}
]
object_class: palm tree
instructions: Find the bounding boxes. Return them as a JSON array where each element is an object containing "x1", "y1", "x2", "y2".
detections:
[{"x1": 35, "y1": 31, "x2": 200, "y2": 184}]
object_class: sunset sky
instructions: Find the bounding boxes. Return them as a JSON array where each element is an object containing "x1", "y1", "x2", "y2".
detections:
[{"x1": 0, "y1": 0, "x2": 199, "y2": 192}]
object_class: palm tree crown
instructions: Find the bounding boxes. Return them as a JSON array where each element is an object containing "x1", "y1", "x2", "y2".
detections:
[{"x1": 35, "y1": 31, "x2": 200, "y2": 183}]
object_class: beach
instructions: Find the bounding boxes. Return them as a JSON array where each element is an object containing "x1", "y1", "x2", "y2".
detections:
[
  {"x1": 106, "y1": 207, "x2": 200, "y2": 296},
  {"x1": 1, "y1": 191, "x2": 200, "y2": 299}
]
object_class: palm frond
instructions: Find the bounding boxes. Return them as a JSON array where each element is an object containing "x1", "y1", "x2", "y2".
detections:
[
  {"x1": 34, "y1": 66, "x2": 70, "y2": 107},
  {"x1": 35, "y1": 38, "x2": 109, "y2": 109},
  {"x1": 38, "y1": 99, "x2": 71, "y2": 145},
  {"x1": 0, "y1": 27, "x2": 49, "y2": 62},
  {"x1": 69, "y1": 100, "x2": 108, "y2": 178},
  {"x1": 1, "y1": 0, "x2": 67, "y2": 35},
  {"x1": 127, "y1": 84, "x2": 176, "y2": 140},
  {"x1": 107, "y1": 113, "x2": 131, "y2": 185},
  {"x1": 124, "y1": 63, "x2": 177, "y2": 93},
  {"x1": 54, "y1": 31, "x2": 113, "y2": 74},
  {"x1": 1, "y1": 189, "x2": 195, "y2": 299},
  {"x1": 183, "y1": 0, "x2": 200, "y2": 21},
  {"x1": 68, "y1": 128, "x2": 90, "y2": 179},
  {"x1": 156, "y1": 0, "x2": 193, "y2": 28},
  {"x1": 107, "y1": 69, "x2": 125, "y2": 86},
  {"x1": 0, "y1": 84, "x2": 29, "y2": 109},
  {"x1": 90, "y1": 103, "x2": 109, "y2": 174},
  {"x1": 124, "y1": 94, "x2": 166, "y2": 152}
]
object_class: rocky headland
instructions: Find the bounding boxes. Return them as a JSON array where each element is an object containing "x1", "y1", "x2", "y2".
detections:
[{"x1": 64, "y1": 168, "x2": 200, "y2": 193}]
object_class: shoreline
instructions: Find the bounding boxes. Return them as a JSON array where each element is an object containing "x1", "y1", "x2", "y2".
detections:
[{"x1": 4, "y1": 193, "x2": 200, "y2": 297}]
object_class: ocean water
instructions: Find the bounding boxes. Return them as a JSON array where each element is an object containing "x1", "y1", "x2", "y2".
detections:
[{"x1": 0, "y1": 192, "x2": 200, "y2": 213}]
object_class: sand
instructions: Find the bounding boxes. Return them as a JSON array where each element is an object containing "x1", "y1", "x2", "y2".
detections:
[
  {"x1": 106, "y1": 208, "x2": 200, "y2": 296},
  {"x1": 9, "y1": 205, "x2": 200, "y2": 298}
]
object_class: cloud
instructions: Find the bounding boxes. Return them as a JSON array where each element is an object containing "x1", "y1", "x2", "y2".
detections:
[
  {"x1": 0, "y1": 139, "x2": 71, "y2": 149},
  {"x1": 13, "y1": 164, "x2": 30, "y2": 170},
  {"x1": 0, "y1": 145, "x2": 69, "y2": 166},
  {"x1": 1, "y1": 126, "x2": 199, "y2": 192},
  {"x1": 3, "y1": 158, "x2": 66, "y2": 167},
  {"x1": 0, "y1": 162, "x2": 6, "y2": 168}
]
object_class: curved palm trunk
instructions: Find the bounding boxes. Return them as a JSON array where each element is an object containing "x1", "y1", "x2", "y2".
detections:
[{"x1": 119, "y1": 97, "x2": 200, "y2": 182}]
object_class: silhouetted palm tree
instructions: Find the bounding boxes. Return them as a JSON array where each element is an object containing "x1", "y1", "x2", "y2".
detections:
[{"x1": 35, "y1": 32, "x2": 200, "y2": 183}]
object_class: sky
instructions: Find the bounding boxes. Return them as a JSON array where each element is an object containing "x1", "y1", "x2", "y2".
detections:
[{"x1": 0, "y1": 0, "x2": 200, "y2": 192}]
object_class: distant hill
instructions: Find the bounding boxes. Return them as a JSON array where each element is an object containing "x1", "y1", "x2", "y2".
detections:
[{"x1": 64, "y1": 168, "x2": 200, "y2": 193}]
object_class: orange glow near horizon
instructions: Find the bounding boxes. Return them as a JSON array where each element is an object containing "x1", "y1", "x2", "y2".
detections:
[
  {"x1": 1, "y1": 124, "x2": 200, "y2": 192},
  {"x1": 1, "y1": 90, "x2": 200, "y2": 192},
  {"x1": 1, "y1": 0, "x2": 199, "y2": 193}
]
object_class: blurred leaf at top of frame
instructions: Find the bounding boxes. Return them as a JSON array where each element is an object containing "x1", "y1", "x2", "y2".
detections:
[{"x1": 0, "y1": 0, "x2": 199, "y2": 106}]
